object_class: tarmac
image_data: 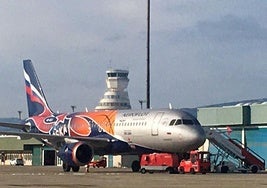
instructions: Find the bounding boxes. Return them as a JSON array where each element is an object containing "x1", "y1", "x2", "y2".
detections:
[{"x1": 0, "y1": 165, "x2": 266, "y2": 188}]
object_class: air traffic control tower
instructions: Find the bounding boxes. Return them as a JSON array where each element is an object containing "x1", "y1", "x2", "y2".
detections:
[{"x1": 95, "y1": 69, "x2": 131, "y2": 110}]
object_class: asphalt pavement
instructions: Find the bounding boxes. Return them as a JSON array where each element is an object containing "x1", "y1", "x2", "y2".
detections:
[{"x1": 0, "y1": 166, "x2": 266, "y2": 188}]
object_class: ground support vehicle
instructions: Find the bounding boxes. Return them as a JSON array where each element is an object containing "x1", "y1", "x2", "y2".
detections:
[
  {"x1": 89, "y1": 156, "x2": 107, "y2": 168},
  {"x1": 140, "y1": 153, "x2": 179, "y2": 174},
  {"x1": 205, "y1": 128, "x2": 265, "y2": 173},
  {"x1": 178, "y1": 151, "x2": 211, "y2": 174}
]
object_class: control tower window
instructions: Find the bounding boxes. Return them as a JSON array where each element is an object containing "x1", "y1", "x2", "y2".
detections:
[
  {"x1": 118, "y1": 73, "x2": 128, "y2": 77},
  {"x1": 108, "y1": 73, "x2": 117, "y2": 77}
]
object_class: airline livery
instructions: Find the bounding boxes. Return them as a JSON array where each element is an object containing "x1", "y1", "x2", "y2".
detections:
[{"x1": 0, "y1": 60, "x2": 206, "y2": 172}]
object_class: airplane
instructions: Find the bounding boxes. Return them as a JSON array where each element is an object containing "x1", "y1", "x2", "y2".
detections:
[{"x1": 0, "y1": 60, "x2": 206, "y2": 172}]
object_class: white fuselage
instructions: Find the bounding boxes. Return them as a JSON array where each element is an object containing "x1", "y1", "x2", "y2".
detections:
[{"x1": 113, "y1": 109, "x2": 206, "y2": 153}]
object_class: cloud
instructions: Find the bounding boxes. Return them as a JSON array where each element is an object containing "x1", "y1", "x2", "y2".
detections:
[
  {"x1": 147, "y1": 13, "x2": 267, "y2": 108},
  {"x1": 1, "y1": 1, "x2": 267, "y2": 117},
  {"x1": 196, "y1": 15, "x2": 267, "y2": 42}
]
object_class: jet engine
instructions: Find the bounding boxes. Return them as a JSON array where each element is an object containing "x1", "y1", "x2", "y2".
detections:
[{"x1": 58, "y1": 142, "x2": 93, "y2": 168}]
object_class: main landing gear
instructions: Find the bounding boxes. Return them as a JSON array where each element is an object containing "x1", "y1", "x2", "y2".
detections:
[{"x1": 63, "y1": 163, "x2": 80, "y2": 172}]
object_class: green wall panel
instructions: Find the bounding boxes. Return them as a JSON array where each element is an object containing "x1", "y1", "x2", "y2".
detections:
[{"x1": 198, "y1": 106, "x2": 243, "y2": 126}]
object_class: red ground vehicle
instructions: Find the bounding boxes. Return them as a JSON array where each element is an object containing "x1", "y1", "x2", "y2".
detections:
[
  {"x1": 178, "y1": 151, "x2": 211, "y2": 174},
  {"x1": 89, "y1": 156, "x2": 107, "y2": 168},
  {"x1": 140, "y1": 153, "x2": 179, "y2": 174}
]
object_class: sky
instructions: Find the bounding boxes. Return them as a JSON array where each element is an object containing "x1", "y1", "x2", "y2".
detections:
[{"x1": 1, "y1": 0, "x2": 267, "y2": 118}]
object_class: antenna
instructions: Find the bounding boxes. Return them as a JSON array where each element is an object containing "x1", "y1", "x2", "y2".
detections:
[{"x1": 108, "y1": 59, "x2": 112, "y2": 69}]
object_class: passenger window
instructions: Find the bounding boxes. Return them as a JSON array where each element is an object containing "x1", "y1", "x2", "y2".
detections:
[
  {"x1": 169, "y1": 119, "x2": 176, "y2": 126},
  {"x1": 175, "y1": 119, "x2": 182, "y2": 125}
]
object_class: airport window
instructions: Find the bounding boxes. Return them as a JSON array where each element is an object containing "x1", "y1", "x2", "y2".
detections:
[{"x1": 169, "y1": 119, "x2": 176, "y2": 126}]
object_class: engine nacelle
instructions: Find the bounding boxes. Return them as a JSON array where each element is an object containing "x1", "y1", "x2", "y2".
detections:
[{"x1": 58, "y1": 142, "x2": 93, "y2": 166}]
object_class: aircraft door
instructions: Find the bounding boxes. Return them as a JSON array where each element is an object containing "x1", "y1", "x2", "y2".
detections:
[{"x1": 151, "y1": 112, "x2": 164, "y2": 136}]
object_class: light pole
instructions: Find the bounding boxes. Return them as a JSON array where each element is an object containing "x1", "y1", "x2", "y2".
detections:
[
  {"x1": 71, "y1": 105, "x2": 76, "y2": 112},
  {"x1": 139, "y1": 100, "x2": 146, "y2": 109},
  {"x1": 17, "y1": 110, "x2": 22, "y2": 120},
  {"x1": 146, "y1": 0, "x2": 150, "y2": 109}
]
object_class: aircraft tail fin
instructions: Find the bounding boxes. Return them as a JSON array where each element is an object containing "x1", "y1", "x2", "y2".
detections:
[{"x1": 23, "y1": 60, "x2": 53, "y2": 117}]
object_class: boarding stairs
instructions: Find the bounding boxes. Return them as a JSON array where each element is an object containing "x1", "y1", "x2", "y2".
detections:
[{"x1": 204, "y1": 127, "x2": 265, "y2": 173}]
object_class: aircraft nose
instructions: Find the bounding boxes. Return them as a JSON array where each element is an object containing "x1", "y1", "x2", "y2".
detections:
[
  {"x1": 194, "y1": 127, "x2": 206, "y2": 146},
  {"x1": 184, "y1": 125, "x2": 206, "y2": 150}
]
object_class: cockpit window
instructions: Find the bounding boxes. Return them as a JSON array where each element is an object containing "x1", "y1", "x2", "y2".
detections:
[
  {"x1": 183, "y1": 119, "x2": 194, "y2": 125},
  {"x1": 170, "y1": 119, "x2": 195, "y2": 126},
  {"x1": 175, "y1": 119, "x2": 182, "y2": 125},
  {"x1": 194, "y1": 118, "x2": 201, "y2": 125},
  {"x1": 169, "y1": 119, "x2": 176, "y2": 126}
]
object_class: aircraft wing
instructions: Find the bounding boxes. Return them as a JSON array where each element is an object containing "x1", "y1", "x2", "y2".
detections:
[
  {"x1": 0, "y1": 130, "x2": 111, "y2": 151},
  {"x1": 0, "y1": 122, "x2": 26, "y2": 130}
]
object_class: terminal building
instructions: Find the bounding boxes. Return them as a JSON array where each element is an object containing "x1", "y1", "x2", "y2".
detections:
[{"x1": 197, "y1": 100, "x2": 267, "y2": 169}]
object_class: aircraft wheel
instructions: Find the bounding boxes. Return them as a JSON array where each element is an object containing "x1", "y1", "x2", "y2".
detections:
[
  {"x1": 251, "y1": 165, "x2": 258, "y2": 173},
  {"x1": 63, "y1": 163, "x2": 71, "y2": 172},
  {"x1": 190, "y1": 168, "x2": 195, "y2": 174},
  {"x1": 179, "y1": 167, "x2": 185, "y2": 174},
  {"x1": 140, "y1": 168, "x2": 146, "y2": 174},
  {"x1": 201, "y1": 170, "x2": 207, "y2": 174},
  {"x1": 221, "y1": 166, "x2": 228, "y2": 173},
  {"x1": 131, "y1": 160, "x2": 140, "y2": 172},
  {"x1": 200, "y1": 167, "x2": 206, "y2": 174},
  {"x1": 166, "y1": 167, "x2": 174, "y2": 174},
  {"x1": 72, "y1": 166, "x2": 80, "y2": 172}
]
